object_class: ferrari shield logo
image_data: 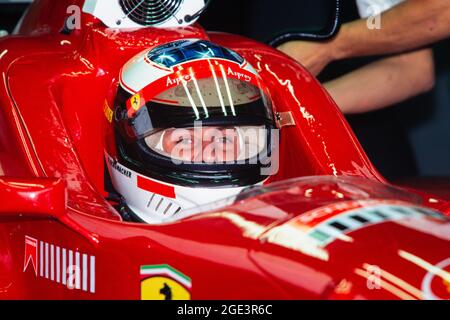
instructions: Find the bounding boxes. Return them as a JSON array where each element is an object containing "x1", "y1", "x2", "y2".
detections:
[
  {"x1": 131, "y1": 93, "x2": 141, "y2": 111},
  {"x1": 140, "y1": 265, "x2": 191, "y2": 300},
  {"x1": 127, "y1": 93, "x2": 143, "y2": 117}
]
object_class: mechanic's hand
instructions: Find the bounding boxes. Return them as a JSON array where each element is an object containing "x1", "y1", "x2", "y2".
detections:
[{"x1": 277, "y1": 40, "x2": 334, "y2": 76}]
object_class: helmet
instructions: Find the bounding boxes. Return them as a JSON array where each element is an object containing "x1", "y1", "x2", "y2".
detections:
[{"x1": 105, "y1": 39, "x2": 277, "y2": 224}]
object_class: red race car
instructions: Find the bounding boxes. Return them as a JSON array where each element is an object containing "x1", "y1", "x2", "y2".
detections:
[{"x1": 0, "y1": 0, "x2": 449, "y2": 300}]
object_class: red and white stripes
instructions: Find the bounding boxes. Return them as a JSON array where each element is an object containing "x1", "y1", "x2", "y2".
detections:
[{"x1": 27, "y1": 237, "x2": 96, "y2": 293}]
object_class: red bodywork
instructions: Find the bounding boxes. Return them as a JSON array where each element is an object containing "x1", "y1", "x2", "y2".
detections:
[{"x1": 0, "y1": 0, "x2": 449, "y2": 300}]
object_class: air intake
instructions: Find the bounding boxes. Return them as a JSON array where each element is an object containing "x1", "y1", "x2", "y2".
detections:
[{"x1": 119, "y1": 0, "x2": 183, "y2": 26}]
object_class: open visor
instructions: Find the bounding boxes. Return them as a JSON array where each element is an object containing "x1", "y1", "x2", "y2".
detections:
[
  {"x1": 116, "y1": 59, "x2": 275, "y2": 141},
  {"x1": 144, "y1": 125, "x2": 268, "y2": 164}
]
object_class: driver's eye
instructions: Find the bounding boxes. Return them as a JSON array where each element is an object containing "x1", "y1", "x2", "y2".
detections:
[
  {"x1": 176, "y1": 137, "x2": 193, "y2": 145},
  {"x1": 215, "y1": 137, "x2": 233, "y2": 144}
]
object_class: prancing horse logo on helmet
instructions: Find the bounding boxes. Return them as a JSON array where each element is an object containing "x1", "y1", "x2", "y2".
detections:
[{"x1": 131, "y1": 94, "x2": 141, "y2": 111}]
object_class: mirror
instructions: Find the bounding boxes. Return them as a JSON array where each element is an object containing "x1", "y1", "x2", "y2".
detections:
[{"x1": 200, "y1": 0, "x2": 341, "y2": 47}]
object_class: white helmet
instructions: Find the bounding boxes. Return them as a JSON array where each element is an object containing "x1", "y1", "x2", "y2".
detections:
[
  {"x1": 83, "y1": 0, "x2": 208, "y2": 29},
  {"x1": 105, "y1": 39, "x2": 278, "y2": 224}
]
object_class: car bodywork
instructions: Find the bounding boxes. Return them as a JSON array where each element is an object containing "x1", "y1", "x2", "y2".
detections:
[{"x1": 0, "y1": 0, "x2": 449, "y2": 300}]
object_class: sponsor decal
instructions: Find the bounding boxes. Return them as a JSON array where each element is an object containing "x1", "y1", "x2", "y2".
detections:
[
  {"x1": 166, "y1": 74, "x2": 192, "y2": 87},
  {"x1": 130, "y1": 93, "x2": 141, "y2": 111},
  {"x1": 140, "y1": 264, "x2": 191, "y2": 300},
  {"x1": 126, "y1": 93, "x2": 143, "y2": 117},
  {"x1": 261, "y1": 201, "x2": 446, "y2": 261},
  {"x1": 23, "y1": 236, "x2": 96, "y2": 293},
  {"x1": 103, "y1": 100, "x2": 113, "y2": 123},
  {"x1": 291, "y1": 201, "x2": 444, "y2": 247},
  {"x1": 23, "y1": 236, "x2": 38, "y2": 276},
  {"x1": 108, "y1": 157, "x2": 132, "y2": 179},
  {"x1": 226, "y1": 66, "x2": 252, "y2": 82},
  {"x1": 126, "y1": 58, "x2": 260, "y2": 117},
  {"x1": 106, "y1": 153, "x2": 175, "y2": 199},
  {"x1": 422, "y1": 258, "x2": 450, "y2": 300},
  {"x1": 137, "y1": 175, "x2": 176, "y2": 199}
]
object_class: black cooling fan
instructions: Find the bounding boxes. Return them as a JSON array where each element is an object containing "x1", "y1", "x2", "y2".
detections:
[{"x1": 119, "y1": 0, "x2": 183, "y2": 26}]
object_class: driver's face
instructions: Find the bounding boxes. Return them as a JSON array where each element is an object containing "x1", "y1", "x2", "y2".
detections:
[{"x1": 162, "y1": 127, "x2": 240, "y2": 163}]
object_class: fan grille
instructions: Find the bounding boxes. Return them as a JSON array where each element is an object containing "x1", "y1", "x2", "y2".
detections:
[{"x1": 119, "y1": 0, "x2": 183, "y2": 26}]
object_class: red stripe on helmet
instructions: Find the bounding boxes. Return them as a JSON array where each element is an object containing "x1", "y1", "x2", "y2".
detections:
[
  {"x1": 125, "y1": 58, "x2": 263, "y2": 118},
  {"x1": 137, "y1": 176, "x2": 176, "y2": 199}
]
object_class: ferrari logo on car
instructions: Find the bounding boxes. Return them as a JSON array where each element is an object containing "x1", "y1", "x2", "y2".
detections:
[
  {"x1": 22, "y1": 236, "x2": 96, "y2": 293},
  {"x1": 140, "y1": 265, "x2": 191, "y2": 300}
]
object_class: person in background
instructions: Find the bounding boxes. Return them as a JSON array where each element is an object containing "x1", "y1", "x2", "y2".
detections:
[
  {"x1": 200, "y1": 0, "x2": 437, "y2": 180},
  {"x1": 279, "y1": 0, "x2": 450, "y2": 75},
  {"x1": 279, "y1": 0, "x2": 436, "y2": 114}
]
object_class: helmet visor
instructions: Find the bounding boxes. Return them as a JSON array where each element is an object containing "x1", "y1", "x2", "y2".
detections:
[{"x1": 144, "y1": 125, "x2": 268, "y2": 164}]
